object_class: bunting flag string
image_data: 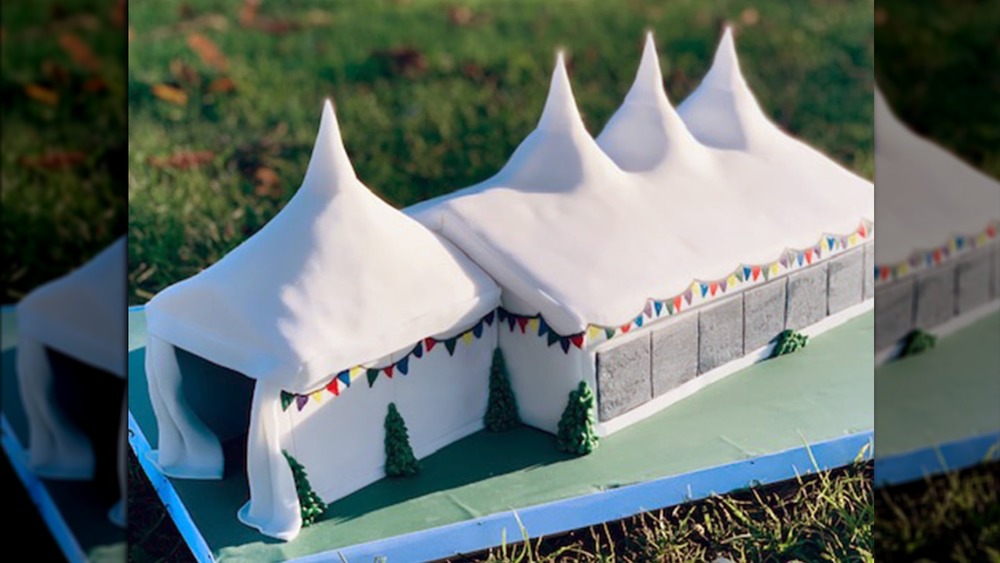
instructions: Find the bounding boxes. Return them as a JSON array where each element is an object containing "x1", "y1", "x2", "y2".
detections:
[
  {"x1": 874, "y1": 222, "x2": 996, "y2": 285},
  {"x1": 281, "y1": 310, "x2": 497, "y2": 412},
  {"x1": 499, "y1": 220, "x2": 874, "y2": 351}
]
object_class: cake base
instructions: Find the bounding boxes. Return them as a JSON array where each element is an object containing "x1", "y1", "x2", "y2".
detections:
[
  {"x1": 128, "y1": 306, "x2": 875, "y2": 562},
  {"x1": 1, "y1": 308, "x2": 127, "y2": 563}
]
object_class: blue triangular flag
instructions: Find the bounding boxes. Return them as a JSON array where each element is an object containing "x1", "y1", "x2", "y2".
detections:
[
  {"x1": 484, "y1": 311, "x2": 495, "y2": 326},
  {"x1": 412, "y1": 343, "x2": 423, "y2": 358},
  {"x1": 337, "y1": 370, "x2": 351, "y2": 387},
  {"x1": 397, "y1": 356, "x2": 409, "y2": 375},
  {"x1": 473, "y1": 322, "x2": 484, "y2": 338},
  {"x1": 653, "y1": 301, "x2": 663, "y2": 315}
]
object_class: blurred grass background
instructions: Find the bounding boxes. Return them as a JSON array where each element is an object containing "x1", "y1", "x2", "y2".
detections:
[
  {"x1": 1, "y1": 0, "x2": 127, "y2": 303},
  {"x1": 127, "y1": 0, "x2": 874, "y2": 304}
]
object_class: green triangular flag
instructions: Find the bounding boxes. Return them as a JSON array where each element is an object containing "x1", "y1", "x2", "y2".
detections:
[
  {"x1": 547, "y1": 331, "x2": 561, "y2": 346},
  {"x1": 445, "y1": 338, "x2": 458, "y2": 355},
  {"x1": 280, "y1": 391, "x2": 295, "y2": 411},
  {"x1": 604, "y1": 328, "x2": 616, "y2": 340},
  {"x1": 367, "y1": 368, "x2": 380, "y2": 387}
]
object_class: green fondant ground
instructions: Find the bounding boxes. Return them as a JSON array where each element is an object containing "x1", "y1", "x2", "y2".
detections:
[
  {"x1": 1, "y1": 313, "x2": 126, "y2": 561},
  {"x1": 128, "y1": 309, "x2": 875, "y2": 561},
  {"x1": 874, "y1": 310, "x2": 1000, "y2": 458}
]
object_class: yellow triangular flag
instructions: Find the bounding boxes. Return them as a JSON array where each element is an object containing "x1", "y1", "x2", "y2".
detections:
[
  {"x1": 462, "y1": 331, "x2": 474, "y2": 345},
  {"x1": 350, "y1": 366, "x2": 364, "y2": 381},
  {"x1": 528, "y1": 318, "x2": 540, "y2": 333},
  {"x1": 727, "y1": 274, "x2": 738, "y2": 286},
  {"x1": 770, "y1": 263, "x2": 779, "y2": 275},
  {"x1": 587, "y1": 326, "x2": 602, "y2": 341},
  {"x1": 311, "y1": 391, "x2": 324, "y2": 403}
]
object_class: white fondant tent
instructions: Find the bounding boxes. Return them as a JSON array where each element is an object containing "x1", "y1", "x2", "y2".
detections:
[
  {"x1": 144, "y1": 101, "x2": 500, "y2": 540},
  {"x1": 410, "y1": 30, "x2": 874, "y2": 433},
  {"x1": 16, "y1": 237, "x2": 127, "y2": 526},
  {"x1": 873, "y1": 88, "x2": 1000, "y2": 268}
]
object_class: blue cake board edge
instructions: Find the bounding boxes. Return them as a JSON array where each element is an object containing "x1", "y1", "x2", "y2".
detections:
[
  {"x1": 130, "y1": 407, "x2": 875, "y2": 563},
  {"x1": 1, "y1": 415, "x2": 89, "y2": 563}
]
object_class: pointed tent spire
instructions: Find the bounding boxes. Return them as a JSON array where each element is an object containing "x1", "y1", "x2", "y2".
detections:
[
  {"x1": 301, "y1": 99, "x2": 358, "y2": 195},
  {"x1": 537, "y1": 51, "x2": 586, "y2": 132},
  {"x1": 702, "y1": 25, "x2": 745, "y2": 91},
  {"x1": 624, "y1": 31, "x2": 667, "y2": 105}
]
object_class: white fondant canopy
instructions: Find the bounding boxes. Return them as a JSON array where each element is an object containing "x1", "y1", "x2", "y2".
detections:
[
  {"x1": 874, "y1": 88, "x2": 1000, "y2": 265},
  {"x1": 412, "y1": 30, "x2": 873, "y2": 335},
  {"x1": 146, "y1": 101, "x2": 500, "y2": 393},
  {"x1": 17, "y1": 237, "x2": 126, "y2": 377}
]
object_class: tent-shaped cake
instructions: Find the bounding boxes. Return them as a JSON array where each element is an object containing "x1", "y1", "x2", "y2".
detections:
[
  {"x1": 411, "y1": 29, "x2": 874, "y2": 435},
  {"x1": 16, "y1": 237, "x2": 127, "y2": 527},
  {"x1": 872, "y1": 89, "x2": 999, "y2": 353},
  {"x1": 143, "y1": 102, "x2": 501, "y2": 540}
]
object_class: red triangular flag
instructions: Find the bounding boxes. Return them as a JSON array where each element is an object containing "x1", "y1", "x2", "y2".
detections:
[
  {"x1": 673, "y1": 296, "x2": 682, "y2": 312},
  {"x1": 752, "y1": 266, "x2": 761, "y2": 281},
  {"x1": 424, "y1": 337, "x2": 437, "y2": 352},
  {"x1": 570, "y1": 334, "x2": 584, "y2": 349},
  {"x1": 709, "y1": 282, "x2": 718, "y2": 296},
  {"x1": 858, "y1": 223, "x2": 867, "y2": 238},
  {"x1": 384, "y1": 365, "x2": 394, "y2": 378},
  {"x1": 805, "y1": 249, "x2": 813, "y2": 264},
  {"x1": 621, "y1": 323, "x2": 631, "y2": 334},
  {"x1": 326, "y1": 378, "x2": 340, "y2": 396},
  {"x1": 516, "y1": 317, "x2": 529, "y2": 333}
]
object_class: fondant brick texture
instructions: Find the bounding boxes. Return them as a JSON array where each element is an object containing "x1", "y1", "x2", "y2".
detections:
[
  {"x1": 956, "y1": 248, "x2": 993, "y2": 314},
  {"x1": 786, "y1": 263, "x2": 828, "y2": 330},
  {"x1": 595, "y1": 334, "x2": 651, "y2": 421},
  {"x1": 992, "y1": 241, "x2": 1000, "y2": 300},
  {"x1": 875, "y1": 278, "x2": 914, "y2": 352},
  {"x1": 743, "y1": 280, "x2": 786, "y2": 352},
  {"x1": 913, "y1": 263, "x2": 956, "y2": 329},
  {"x1": 863, "y1": 242, "x2": 875, "y2": 300},
  {"x1": 827, "y1": 248, "x2": 863, "y2": 314},
  {"x1": 651, "y1": 313, "x2": 698, "y2": 396},
  {"x1": 698, "y1": 295, "x2": 743, "y2": 374}
]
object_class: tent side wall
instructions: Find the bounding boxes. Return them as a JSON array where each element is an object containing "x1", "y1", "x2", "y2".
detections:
[
  {"x1": 285, "y1": 323, "x2": 497, "y2": 504},
  {"x1": 499, "y1": 242, "x2": 873, "y2": 437},
  {"x1": 498, "y1": 322, "x2": 596, "y2": 434},
  {"x1": 875, "y1": 239, "x2": 999, "y2": 353}
]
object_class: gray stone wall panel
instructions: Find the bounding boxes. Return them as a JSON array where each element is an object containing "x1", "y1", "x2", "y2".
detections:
[
  {"x1": 698, "y1": 295, "x2": 744, "y2": 374},
  {"x1": 874, "y1": 278, "x2": 914, "y2": 352},
  {"x1": 786, "y1": 263, "x2": 829, "y2": 330},
  {"x1": 651, "y1": 314, "x2": 699, "y2": 396},
  {"x1": 743, "y1": 280, "x2": 786, "y2": 352},
  {"x1": 595, "y1": 335, "x2": 651, "y2": 421},
  {"x1": 827, "y1": 248, "x2": 864, "y2": 314}
]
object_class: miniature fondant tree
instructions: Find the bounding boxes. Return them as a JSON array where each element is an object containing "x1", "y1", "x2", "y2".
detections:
[
  {"x1": 282, "y1": 450, "x2": 327, "y2": 526},
  {"x1": 484, "y1": 348, "x2": 520, "y2": 431},
  {"x1": 770, "y1": 329, "x2": 809, "y2": 358},
  {"x1": 384, "y1": 403, "x2": 419, "y2": 477},
  {"x1": 556, "y1": 381, "x2": 598, "y2": 455},
  {"x1": 902, "y1": 329, "x2": 936, "y2": 357}
]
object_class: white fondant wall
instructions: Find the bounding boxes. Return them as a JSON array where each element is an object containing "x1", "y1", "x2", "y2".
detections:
[
  {"x1": 499, "y1": 326, "x2": 595, "y2": 434},
  {"x1": 284, "y1": 324, "x2": 496, "y2": 504}
]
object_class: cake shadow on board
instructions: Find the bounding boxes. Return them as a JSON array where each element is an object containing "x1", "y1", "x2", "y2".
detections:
[{"x1": 139, "y1": 26, "x2": 873, "y2": 542}]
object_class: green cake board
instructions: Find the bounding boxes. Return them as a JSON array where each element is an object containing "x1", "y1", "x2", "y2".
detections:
[
  {"x1": 873, "y1": 308, "x2": 1000, "y2": 482},
  {"x1": 128, "y1": 308, "x2": 874, "y2": 561}
]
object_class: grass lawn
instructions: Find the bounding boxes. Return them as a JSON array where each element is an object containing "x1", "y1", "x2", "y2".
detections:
[
  {"x1": 1, "y1": 0, "x2": 127, "y2": 303},
  {"x1": 127, "y1": 0, "x2": 874, "y2": 303}
]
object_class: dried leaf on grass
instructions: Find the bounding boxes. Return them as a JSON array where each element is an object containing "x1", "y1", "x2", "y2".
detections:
[
  {"x1": 253, "y1": 167, "x2": 281, "y2": 197},
  {"x1": 19, "y1": 151, "x2": 87, "y2": 170},
  {"x1": 187, "y1": 33, "x2": 228, "y2": 71},
  {"x1": 59, "y1": 33, "x2": 101, "y2": 71},
  {"x1": 208, "y1": 77, "x2": 237, "y2": 93},
  {"x1": 239, "y1": 0, "x2": 261, "y2": 27},
  {"x1": 151, "y1": 84, "x2": 188, "y2": 106},
  {"x1": 148, "y1": 151, "x2": 215, "y2": 169},
  {"x1": 24, "y1": 84, "x2": 59, "y2": 105}
]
